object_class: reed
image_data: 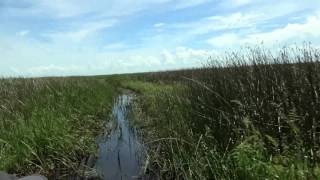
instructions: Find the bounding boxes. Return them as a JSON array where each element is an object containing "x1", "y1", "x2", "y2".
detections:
[{"x1": 129, "y1": 45, "x2": 320, "y2": 179}]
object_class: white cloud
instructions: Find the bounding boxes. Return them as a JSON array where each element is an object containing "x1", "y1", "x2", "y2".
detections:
[
  {"x1": 161, "y1": 49, "x2": 175, "y2": 64},
  {"x1": 154, "y1": 23, "x2": 166, "y2": 28},
  {"x1": 160, "y1": 47, "x2": 216, "y2": 66},
  {"x1": 162, "y1": 0, "x2": 319, "y2": 41},
  {"x1": 3, "y1": 0, "x2": 211, "y2": 19},
  {"x1": 203, "y1": 12, "x2": 263, "y2": 31},
  {"x1": 2, "y1": 0, "x2": 320, "y2": 77},
  {"x1": 1, "y1": 29, "x2": 214, "y2": 76},
  {"x1": 221, "y1": 0, "x2": 318, "y2": 12},
  {"x1": 142, "y1": 12, "x2": 263, "y2": 49},
  {"x1": 207, "y1": 15, "x2": 320, "y2": 48},
  {"x1": 145, "y1": 12, "x2": 263, "y2": 47},
  {"x1": 232, "y1": 0, "x2": 252, "y2": 6},
  {"x1": 246, "y1": 16, "x2": 320, "y2": 45},
  {"x1": 25, "y1": 64, "x2": 84, "y2": 74},
  {"x1": 173, "y1": 0, "x2": 210, "y2": 9},
  {"x1": 207, "y1": 33, "x2": 240, "y2": 47},
  {"x1": 176, "y1": 47, "x2": 214, "y2": 60},
  {"x1": 36, "y1": 0, "x2": 92, "y2": 18},
  {"x1": 43, "y1": 20, "x2": 116, "y2": 43},
  {"x1": 104, "y1": 47, "x2": 213, "y2": 72},
  {"x1": 103, "y1": 42, "x2": 127, "y2": 51}
]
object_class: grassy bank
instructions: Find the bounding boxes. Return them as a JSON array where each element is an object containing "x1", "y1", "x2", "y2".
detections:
[
  {"x1": 0, "y1": 76, "x2": 118, "y2": 177},
  {"x1": 125, "y1": 46, "x2": 320, "y2": 179}
]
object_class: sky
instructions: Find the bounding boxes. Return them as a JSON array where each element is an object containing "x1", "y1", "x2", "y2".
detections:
[{"x1": 0, "y1": 0, "x2": 320, "y2": 77}]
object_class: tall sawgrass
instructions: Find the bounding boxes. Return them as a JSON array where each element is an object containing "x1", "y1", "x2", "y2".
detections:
[
  {"x1": 186, "y1": 45, "x2": 320, "y2": 157},
  {"x1": 0, "y1": 77, "x2": 116, "y2": 177},
  {"x1": 130, "y1": 45, "x2": 320, "y2": 179}
]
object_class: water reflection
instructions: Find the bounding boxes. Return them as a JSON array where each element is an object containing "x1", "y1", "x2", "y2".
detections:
[{"x1": 96, "y1": 94, "x2": 145, "y2": 180}]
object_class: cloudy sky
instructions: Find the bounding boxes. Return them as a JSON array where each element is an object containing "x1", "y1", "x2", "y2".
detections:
[{"x1": 0, "y1": 0, "x2": 320, "y2": 77}]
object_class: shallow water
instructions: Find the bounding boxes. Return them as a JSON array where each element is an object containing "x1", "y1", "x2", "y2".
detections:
[{"x1": 95, "y1": 94, "x2": 145, "y2": 180}]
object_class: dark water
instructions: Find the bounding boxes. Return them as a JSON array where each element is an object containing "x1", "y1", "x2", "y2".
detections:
[{"x1": 96, "y1": 94, "x2": 145, "y2": 180}]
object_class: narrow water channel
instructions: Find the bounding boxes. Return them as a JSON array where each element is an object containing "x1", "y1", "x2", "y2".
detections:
[{"x1": 95, "y1": 94, "x2": 145, "y2": 180}]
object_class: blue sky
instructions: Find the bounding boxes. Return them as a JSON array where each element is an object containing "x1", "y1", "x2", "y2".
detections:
[{"x1": 0, "y1": 0, "x2": 320, "y2": 77}]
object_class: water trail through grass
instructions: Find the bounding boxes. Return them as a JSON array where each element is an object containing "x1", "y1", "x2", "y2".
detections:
[{"x1": 96, "y1": 94, "x2": 145, "y2": 180}]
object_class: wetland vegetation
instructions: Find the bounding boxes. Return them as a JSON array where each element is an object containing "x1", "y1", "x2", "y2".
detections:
[
  {"x1": 0, "y1": 77, "x2": 117, "y2": 177},
  {"x1": 1, "y1": 45, "x2": 320, "y2": 179}
]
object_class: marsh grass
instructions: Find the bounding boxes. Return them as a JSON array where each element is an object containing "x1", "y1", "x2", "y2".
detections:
[
  {"x1": 128, "y1": 45, "x2": 320, "y2": 179},
  {"x1": 0, "y1": 76, "x2": 117, "y2": 177},
  {"x1": 1, "y1": 45, "x2": 320, "y2": 179}
]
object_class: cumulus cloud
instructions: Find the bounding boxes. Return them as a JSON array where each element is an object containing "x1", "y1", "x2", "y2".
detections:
[
  {"x1": 106, "y1": 47, "x2": 214, "y2": 72},
  {"x1": 246, "y1": 16, "x2": 320, "y2": 45},
  {"x1": 160, "y1": 47, "x2": 216, "y2": 67},
  {"x1": 2, "y1": 29, "x2": 214, "y2": 77},
  {"x1": 161, "y1": 49, "x2": 175, "y2": 64}
]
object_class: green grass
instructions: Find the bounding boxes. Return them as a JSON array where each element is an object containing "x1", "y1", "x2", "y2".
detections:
[
  {"x1": 124, "y1": 45, "x2": 320, "y2": 179},
  {"x1": 0, "y1": 76, "x2": 117, "y2": 177},
  {"x1": 127, "y1": 80, "x2": 320, "y2": 180}
]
